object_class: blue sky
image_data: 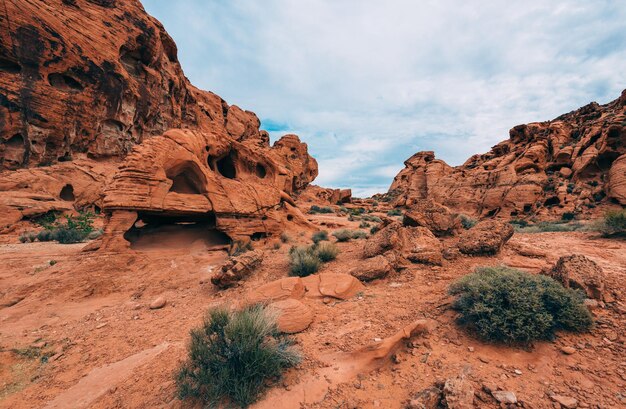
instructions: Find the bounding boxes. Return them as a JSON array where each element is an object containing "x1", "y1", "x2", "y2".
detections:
[{"x1": 142, "y1": 1, "x2": 626, "y2": 197}]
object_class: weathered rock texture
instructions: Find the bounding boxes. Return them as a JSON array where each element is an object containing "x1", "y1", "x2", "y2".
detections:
[
  {"x1": 541, "y1": 254, "x2": 606, "y2": 300},
  {"x1": 211, "y1": 250, "x2": 263, "y2": 289},
  {"x1": 387, "y1": 90, "x2": 626, "y2": 218},
  {"x1": 0, "y1": 0, "x2": 318, "y2": 241},
  {"x1": 456, "y1": 219, "x2": 514, "y2": 255}
]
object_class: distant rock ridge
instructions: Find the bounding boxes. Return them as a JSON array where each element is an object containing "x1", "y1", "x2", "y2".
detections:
[{"x1": 385, "y1": 89, "x2": 626, "y2": 218}]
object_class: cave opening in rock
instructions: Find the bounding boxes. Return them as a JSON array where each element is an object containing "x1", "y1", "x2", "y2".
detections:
[
  {"x1": 597, "y1": 151, "x2": 620, "y2": 171},
  {"x1": 544, "y1": 196, "x2": 560, "y2": 207},
  {"x1": 250, "y1": 232, "x2": 267, "y2": 241},
  {"x1": 485, "y1": 207, "x2": 500, "y2": 217},
  {"x1": 0, "y1": 58, "x2": 21, "y2": 73},
  {"x1": 60, "y1": 184, "x2": 75, "y2": 201},
  {"x1": 48, "y1": 73, "x2": 84, "y2": 91},
  {"x1": 166, "y1": 162, "x2": 207, "y2": 194},
  {"x1": 255, "y1": 163, "x2": 267, "y2": 178},
  {"x1": 5, "y1": 133, "x2": 23, "y2": 148},
  {"x1": 216, "y1": 152, "x2": 237, "y2": 179},
  {"x1": 123, "y1": 212, "x2": 231, "y2": 251}
]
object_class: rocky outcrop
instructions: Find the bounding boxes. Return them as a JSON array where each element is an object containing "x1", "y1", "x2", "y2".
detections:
[
  {"x1": 541, "y1": 254, "x2": 606, "y2": 300},
  {"x1": 297, "y1": 185, "x2": 352, "y2": 205},
  {"x1": 387, "y1": 91, "x2": 626, "y2": 218},
  {"x1": 457, "y1": 219, "x2": 514, "y2": 255},
  {"x1": 350, "y1": 255, "x2": 393, "y2": 281},
  {"x1": 362, "y1": 221, "x2": 443, "y2": 266},
  {"x1": 403, "y1": 199, "x2": 461, "y2": 237},
  {"x1": 0, "y1": 0, "x2": 318, "y2": 242},
  {"x1": 211, "y1": 250, "x2": 264, "y2": 289}
]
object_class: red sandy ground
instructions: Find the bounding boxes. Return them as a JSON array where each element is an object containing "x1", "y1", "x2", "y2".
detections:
[{"x1": 0, "y1": 213, "x2": 624, "y2": 408}]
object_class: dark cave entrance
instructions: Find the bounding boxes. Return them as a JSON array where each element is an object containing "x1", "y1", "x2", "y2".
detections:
[
  {"x1": 123, "y1": 212, "x2": 231, "y2": 251},
  {"x1": 60, "y1": 184, "x2": 75, "y2": 201},
  {"x1": 216, "y1": 153, "x2": 237, "y2": 179},
  {"x1": 166, "y1": 162, "x2": 207, "y2": 194}
]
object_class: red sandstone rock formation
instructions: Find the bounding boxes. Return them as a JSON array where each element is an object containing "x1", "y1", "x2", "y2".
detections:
[
  {"x1": 387, "y1": 91, "x2": 626, "y2": 218},
  {"x1": 0, "y1": 0, "x2": 318, "y2": 242}
]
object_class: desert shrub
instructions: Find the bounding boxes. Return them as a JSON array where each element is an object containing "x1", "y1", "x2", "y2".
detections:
[
  {"x1": 370, "y1": 226, "x2": 379, "y2": 235},
  {"x1": 332, "y1": 229, "x2": 353, "y2": 242},
  {"x1": 314, "y1": 241, "x2": 339, "y2": 262},
  {"x1": 351, "y1": 230, "x2": 368, "y2": 239},
  {"x1": 449, "y1": 266, "x2": 592, "y2": 344},
  {"x1": 53, "y1": 227, "x2": 86, "y2": 244},
  {"x1": 280, "y1": 232, "x2": 290, "y2": 243},
  {"x1": 309, "y1": 205, "x2": 333, "y2": 214},
  {"x1": 31, "y1": 211, "x2": 59, "y2": 229},
  {"x1": 361, "y1": 214, "x2": 381, "y2": 222},
  {"x1": 386, "y1": 209, "x2": 403, "y2": 216},
  {"x1": 288, "y1": 246, "x2": 322, "y2": 277},
  {"x1": 36, "y1": 229, "x2": 54, "y2": 242},
  {"x1": 509, "y1": 218, "x2": 528, "y2": 228},
  {"x1": 561, "y1": 212, "x2": 576, "y2": 221},
  {"x1": 311, "y1": 230, "x2": 329, "y2": 244},
  {"x1": 459, "y1": 214, "x2": 477, "y2": 229},
  {"x1": 514, "y1": 221, "x2": 583, "y2": 233},
  {"x1": 359, "y1": 221, "x2": 370, "y2": 228},
  {"x1": 600, "y1": 209, "x2": 626, "y2": 236},
  {"x1": 19, "y1": 232, "x2": 37, "y2": 243},
  {"x1": 176, "y1": 305, "x2": 300, "y2": 407},
  {"x1": 231, "y1": 240, "x2": 253, "y2": 256}
]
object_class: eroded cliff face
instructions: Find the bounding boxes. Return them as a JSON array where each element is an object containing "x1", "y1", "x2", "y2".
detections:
[
  {"x1": 387, "y1": 90, "x2": 626, "y2": 218},
  {"x1": 0, "y1": 0, "x2": 318, "y2": 243}
]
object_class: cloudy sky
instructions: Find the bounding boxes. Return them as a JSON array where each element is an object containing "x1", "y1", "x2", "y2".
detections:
[{"x1": 143, "y1": 1, "x2": 626, "y2": 197}]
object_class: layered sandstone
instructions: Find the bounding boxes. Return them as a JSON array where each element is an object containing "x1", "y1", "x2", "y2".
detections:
[
  {"x1": 0, "y1": 0, "x2": 318, "y2": 242},
  {"x1": 386, "y1": 90, "x2": 626, "y2": 218}
]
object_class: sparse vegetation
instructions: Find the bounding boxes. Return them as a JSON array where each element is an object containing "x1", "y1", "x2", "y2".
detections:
[
  {"x1": 231, "y1": 240, "x2": 254, "y2": 256},
  {"x1": 459, "y1": 214, "x2": 477, "y2": 229},
  {"x1": 600, "y1": 209, "x2": 626, "y2": 236},
  {"x1": 514, "y1": 220, "x2": 583, "y2": 233},
  {"x1": 561, "y1": 212, "x2": 576, "y2": 221},
  {"x1": 176, "y1": 305, "x2": 300, "y2": 408},
  {"x1": 314, "y1": 241, "x2": 339, "y2": 262},
  {"x1": 280, "y1": 232, "x2": 290, "y2": 243},
  {"x1": 332, "y1": 229, "x2": 353, "y2": 242},
  {"x1": 311, "y1": 230, "x2": 329, "y2": 244},
  {"x1": 370, "y1": 226, "x2": 379, "y2": 235},
  {"x1": 288, "y1": 246, "x2": 322, "y2": 277},
  {"x1": 386, "y1": 209, "x2": 403, "y2": 216},
  {"x1": 30, "y1": 211, "x2": 96, "y2": 244},
  {"x1": 351, "y1": 230, "x2": 368, "y2": 239},
  {"x1": 359, "y1": 221, "x2": 370, "y2": 228},
  {"x1": 19, "y1": 232, "x2": 37, "y2": 243},
  {"x1": 309, "y1": 205, "x2": 333, "y2": 214},
  {"x1": 361, "y1": 214, "x2": 382, "y2": 223},
  {"x1": 449, "y1": 266, "x2": 592, "y2": 344}
]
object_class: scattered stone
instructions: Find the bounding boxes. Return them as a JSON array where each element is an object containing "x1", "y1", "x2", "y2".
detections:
[
  {"x1": 408, "y1": 386, "x2": 442, "y2": 409},
  {"x1": 211, "y1": 250, "x2": 263, "y2": 289},
  {"x1": 149, "y1": 297, "x2": 166, "y2": 309},
  {"x1": 457, "y1": 219, "x2": 514, "y2": 255},
  {"x1": 350, "y1": 255, "x2": 393, "y2": 281},
  {"x1": 541, "y1": 254, "x2": 605, "y2": 300},
  {"x1": 491, "y1": 390, "x2": 517, "y2": 404},
  {"x1": 267, "y1": 298, "x2": 314, "y2": 334},
  {"x1": 467, "y1": 346, "x2": 474, "y2": 352},
  {"x1": 514, "y1": 369, "x2": 522, "y2": 375},
  {"x1": 550, "y1": 394, "x2": 578, "y2": 408},
  {"x1": 95, "y1": 323, "x2": 108, "y2": 329},
  {"x1": 560, "y1": 346, "x2": 577, "y2": 355},
  {"x1": 442, "y1": 375, "x2": 474, "y2": 409}
]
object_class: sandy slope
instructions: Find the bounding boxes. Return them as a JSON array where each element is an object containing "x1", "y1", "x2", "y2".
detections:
[{"x1": 0, "y1": 215, "x2": 624, "y2": 408}]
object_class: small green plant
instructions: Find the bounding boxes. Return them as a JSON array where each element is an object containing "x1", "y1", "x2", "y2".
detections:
[
  {"x1": 332, "y1": 229, "x2": 353, "y2": 242},
  {"x1": 176, "y1": 305, "x2": 300, "y2": 407},
  {"x1": 231, "y1": 240, "x2": 253, "y2": 256},
  {"x1": 514, "y1": 221, "x2": 583, "y2": 233},
  {"x1": 449, "y1": 266, "x2": 592, "y2": 344},
  {"x1": 561, "y1": 212, "x2": 576, "y2": 221},
  {"x1": 36, "y1": 229, "x2": 54, "y2": 242},
  {"x1": 311, "y1": 230, "x2": 329, "y2": 244},
  {"x1": 309, "y1": 205, "x2": 333, "y2": 214},
  {"x1": 386, "y1": 209, "x2": 403, "y2": 216},
  {"x1": 53, "y1": 227, "x2": 87, "y2": 244},
  {"x1": 359, "y1": 221, "x2": 370, "y2": 228},
  {"x1": 314, "y1": 241, "x2": 339, "y2": 262},
  {"x1": 272, "y1": 242, "x2": 281, "y2": 250},
  {"x1": 19, "y1": 232, "x2": 37, "y2": 243},
  {"x1": 49, "y1": 260, "x2": 57, "y2": 266},
  {"x1": 509, "y1": 218, "x2": 529, "y2": 228},
  {"x1": 351, "y1": 230, "x2": 368, "y2": 239},
  {"x1": 288, "y1": 246, "x2": 322, "y2": 277},
  {"x1": 370, "y1": 226, "x2": 379, "y2": 235},
  {"x1": 459, "y1": 214, "x2": 477, "y2": 229},
  {"x1": 361, "y1": 214, "x2": 382, "y2": 222},
  {"x1": 31, "y1": 211, "x2": 59, "y2": 229},
  {"x1": 600, "y1": 209, "x2": 626, "y2": 236},
  {"x1": 280, "y1": 232, "x2": 290, "y2": 243}
]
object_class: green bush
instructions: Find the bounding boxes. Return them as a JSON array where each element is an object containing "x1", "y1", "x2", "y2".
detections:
[
  {"x1": 36, "y1": 229, "x2": 54, "y2": 242},
  {"x1": 601, "y1": 209, "x2": 626, "y2": 236},
  {"x1": 309, "y1": 205, "x2": 333, "y2": 214},
  {"x1": 370, "y1": 226, "x2": 379, "y2": 235},
  {"x1": 311, "y1": 230, "x2": 329, "y2": 244},
  {"x1": 19, "y1": 232, "x2": 37, "y2": 243},
  {"x1": 561, "y1": 212, "x2": 576, "y2": 221},
  {"x1": 351, "y1": 230, "x2": 368, "y2": 239},
  {"x1": 314, "y1": 241, "x2": 339, "y2": 262},
  {"x1": 361, "y1": 214, "x2": 382, "y2": 222},
  {"x1": 280, "y1": 232, "x2": 290, "y2": 243},
  {"x1": 332, "y1": 229, "x2": 353, "y2": 242},
  {"x1": 514, "y1": 221, "x2": 583, "y2": 233},
  {"x1": 53, "y1": 227, "x2": 86, "y2": 244},
  {"x1": 231, "y1": 240, "x2": 253, "y2": 256},
  {"x1": 459, "y1": 215, "x2": 477, "y2": 229},
  {"x1": 449, "y1": 266, "x2": 592, "y2": 344},
  {"x1": 386, "y1": 209, "x2": 403, "y2": 216},
  {"x1": 359, "y1": 221, "x2": 370, "y2": 228},
  {"x1": 176, "y1": 305, "x2": 300, "y2": 407},
  {"x1": 288, "y1": 246, "x2": 322, "y2": 277}
]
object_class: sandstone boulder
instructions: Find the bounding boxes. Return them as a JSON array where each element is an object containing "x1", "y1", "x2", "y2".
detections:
[
  {"x1": 541, "y1": 254, "x2": 606, "y2": 300},
  {"x1": 246, "y1": 277, "x2": 306, "y2": 305},
  {"x1": 268, "y1": 298, "x2": 313, "y2": 334},
  {"x1": 457, "y1": 220, "x2": 514, "y2": 255},
  {"x1": 442, "y1": 376, "x2": 474, "y2": 409},
  {"x1": 363, "y1": 221, "x2": 443, "y2": 265},
  {"x1": 302, "y1": 273, "x2": 364, "y2": 300},
  {"x1": 350, "y1": 255, "x2": 393, "y2": 281},
  {"x1": 403, "y1": 200, "x2": 461, "y2": 236},
  {"x1": 211, "y1": 250, "x2": 263, "y2": 289}
]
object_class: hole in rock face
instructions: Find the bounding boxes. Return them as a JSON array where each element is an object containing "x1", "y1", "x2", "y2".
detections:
[
  {"x1": 255, "y1": 163, "x2": 267, "y2": 178},
  {"x1": 523, "y1": 204, "x2": 532, "y2": 213},
  {"x1": 0, "y1": 58, "x2": 21, "y2": 73},
  {"x1": 60, "y1": 184, "x2": 75, "y2": 201},
  {"x1": 124, "y1": 213, "x2": 230, "y2": 251},
  {"x1": 48, "y1": 73, "x2": 83, "y2": 91},
  {"x1": 167, "y1": 162, "x2": 206, "y2": 194},
  {"x1": 6, "y1": 133, "x2": 24, "y2": 148},
  {"x1": 287, "y1": 214, "x2": 294, "y2": 221},
  {"x1": 485, "y1": 207, "x2": 500, "y2": 217},
  {"x1": 544, "y1": 196, "x2": 560, "y2": 207},
  {"x1": 251, "y1": 232, "x2": 266, "y2": 241},
  {"x1": 597, "y1": 151, "x2": 620, "y2": 171},
  {"x1": 216, "y1": 152, "x2": 237, "y2": 179}
]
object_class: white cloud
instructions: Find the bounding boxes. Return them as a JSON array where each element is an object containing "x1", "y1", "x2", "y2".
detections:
[{"x1": 143, "y1": 0, "x2": 626, "y2": 196}]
